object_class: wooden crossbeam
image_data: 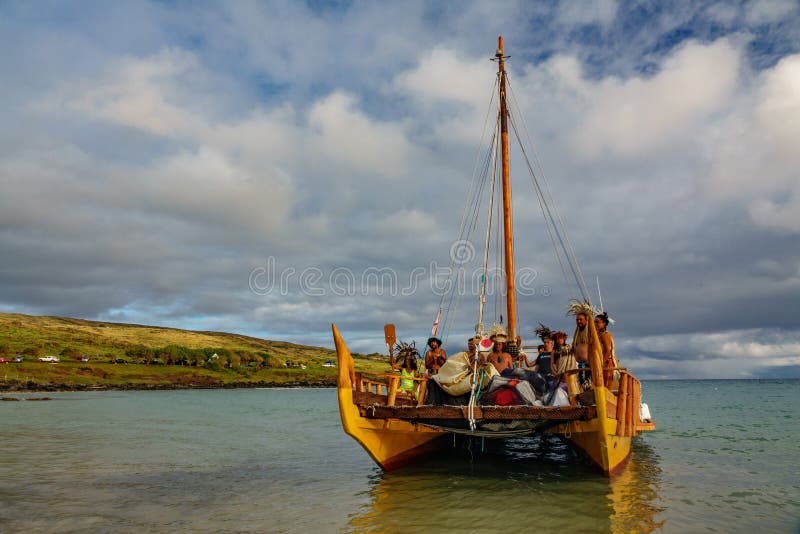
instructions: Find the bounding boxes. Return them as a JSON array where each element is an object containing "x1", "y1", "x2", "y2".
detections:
[{"x1": 362, "y1": 404, "x2": 595, "y2": 421}]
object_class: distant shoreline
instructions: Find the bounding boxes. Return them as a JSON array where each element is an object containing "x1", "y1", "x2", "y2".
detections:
[{"x1": 0, "y1": 379, "x2": 337, "y2": 393}]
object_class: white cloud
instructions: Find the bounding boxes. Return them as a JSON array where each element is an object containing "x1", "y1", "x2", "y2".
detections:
[
  {"x1": 307, "y1": 92, "x2": 416, "y2": 178},
  {"x1": 705, "y1": 53, "x2": 800, "y2": 231},
  {"x1": 564, "y1": 39, "x2": 742, "y2": 158},
  {"x1": 745, "y1": 0, "x2": 798, "y2": 25},
  {"x1": 623, "y1": 328, "x2": 800, "y2": 378},
  {"x1": 390, "y1": 47, "x2": 497, "y2": 144},
  {"x1": 755, "y1": 54, "x2": 800, "y2": 156},
  {"x1": 38, "y1": 48, "x2": 207, "y2": 138},
  {"x1": 393, "y1": 48, "x2": 495, "y2": 107},
  {"x1": 556, "y1": 0, "x2": 619, "y2": 27},
  {"x1": 141, "y1": 147, "x2": 290, "y2": 234}
]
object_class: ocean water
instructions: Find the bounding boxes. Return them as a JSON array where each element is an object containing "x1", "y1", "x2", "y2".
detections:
[{"x1": 0, "y1": 380, "x2": 798, "y2": 533}]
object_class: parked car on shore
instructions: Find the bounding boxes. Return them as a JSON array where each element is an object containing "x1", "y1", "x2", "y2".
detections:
[
  {"x1": 0, "y1": 358, "x2": 8, "y2": 364},
  {"x1": 13, "y1": 356, "x2": 24, "y2": 363},
  {"x1": 75, "y1": 355, "x2": 90, "y2": 362},
  {"x1": 39, "y1": 355, "x2": 60, "y2": 362}
]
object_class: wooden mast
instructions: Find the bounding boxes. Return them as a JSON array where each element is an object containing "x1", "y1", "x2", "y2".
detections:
[{"x1": 496, "y1": 36, "x2": 517, "y2": 342}]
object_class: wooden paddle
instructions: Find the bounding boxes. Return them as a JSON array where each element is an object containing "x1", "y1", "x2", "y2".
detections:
[{"x1": 384, "y1": 324, "x2": 396, "y2": 366}]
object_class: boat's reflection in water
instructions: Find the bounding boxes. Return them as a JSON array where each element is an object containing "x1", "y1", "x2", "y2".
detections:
[{"x1": 348, "y1": 435, "x2": 665, "y2": 533}]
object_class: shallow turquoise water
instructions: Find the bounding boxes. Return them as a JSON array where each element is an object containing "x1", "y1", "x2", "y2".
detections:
[{"x1": 0, "y1": 380, "x2": 798, "y2": 532}]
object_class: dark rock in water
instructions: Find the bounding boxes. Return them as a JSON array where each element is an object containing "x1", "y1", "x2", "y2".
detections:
[
  {"x1": 1, "y1": 397, "x2": 21, "y2": 401},
  {"x1": 25, "y1": 397, "x2": 53, "y2": 401}
]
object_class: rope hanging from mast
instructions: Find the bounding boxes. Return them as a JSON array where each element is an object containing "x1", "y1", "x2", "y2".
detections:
[{"x1": 434, "y1": 36, "x2": 593, "y2": 346}]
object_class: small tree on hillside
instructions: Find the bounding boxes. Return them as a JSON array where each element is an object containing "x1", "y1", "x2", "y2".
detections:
[
  {"x1": 22, "y1": 346, "x2": 42, "y2": 357},
  {"x1": 60, "y1": 347, "x2": 81, "y2": 359}
]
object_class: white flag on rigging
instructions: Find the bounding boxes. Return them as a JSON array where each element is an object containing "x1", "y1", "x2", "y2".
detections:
[{"x1": 431, "y1": 308, "x2": 442, "y2": 336}]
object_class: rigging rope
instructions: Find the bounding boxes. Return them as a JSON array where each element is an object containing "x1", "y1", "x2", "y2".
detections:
[
  {"x1": 477, "y1": 115, "x2": 500, "y2": 335},
  {"x1": 507, "y1": 77, "x2": 591, "y2": 301},
  {"x1": 436, "y1": 69, "x2": 594, "y2": 348},
  {"x1": 437, "y1": 78, "x2": 500, "y2": 344}
]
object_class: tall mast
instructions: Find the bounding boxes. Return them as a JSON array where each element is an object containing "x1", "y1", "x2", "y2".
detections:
[{"x1": 496, "y1": 36, "x2": 517, "y2": 342}]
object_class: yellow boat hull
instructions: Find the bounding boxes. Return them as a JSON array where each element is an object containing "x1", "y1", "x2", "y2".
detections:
[{"x1": 333, "y1": 324, "x2": 447, "y2": 470}]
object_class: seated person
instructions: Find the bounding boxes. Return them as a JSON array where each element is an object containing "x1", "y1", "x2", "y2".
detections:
[
  {"x1": 424, "y1": 336, "x2": 446, "y2": 375},
  {"x1": 519, "y1": 343, "x2": 538, "y2": 369},
  {"x1": 391, "y1": 352, "x2": 418, "y2": 397},
  {"x1": 466, "y1": 336, "x2": 486, "y2": 366},
  {"x1": 488, "y1": 333, "x2": 514, "y2": 375}
]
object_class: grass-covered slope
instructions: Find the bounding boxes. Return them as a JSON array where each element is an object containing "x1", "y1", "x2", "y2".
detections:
[{"x1": 0, "y1": 313, "x2": 387, "y2": 390}]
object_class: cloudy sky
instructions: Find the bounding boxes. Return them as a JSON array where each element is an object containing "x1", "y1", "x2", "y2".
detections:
[{"x1": 1, "y1": 0, "x2": 799, "y2": 379}]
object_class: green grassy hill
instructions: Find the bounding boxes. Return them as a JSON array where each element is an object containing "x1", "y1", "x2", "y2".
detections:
[{"x1": 0, "y1": 313, "x2": 387, "y2": 391}]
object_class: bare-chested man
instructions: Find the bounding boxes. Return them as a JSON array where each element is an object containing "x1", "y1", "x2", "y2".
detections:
[
  {"x1": 572, "y1": 312, "x2": 589, "y2": 348},
  {"x1": 594, "y1": 313, "x2": 617, "y2": 387},
  {"x1": 488, "y1": 333, "x2": 514, "y2": 375},
  {"x1": 424, "y1": 337, "x2": 446, "y2": 375}
]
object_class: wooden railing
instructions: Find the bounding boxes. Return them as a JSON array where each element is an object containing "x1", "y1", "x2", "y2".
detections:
[
  {"x1": 354, "y1": 371, "x2": 428, "y2": 407},
  {"x1": 354, "y1": 367, "x2": 654, "y2": 434}
]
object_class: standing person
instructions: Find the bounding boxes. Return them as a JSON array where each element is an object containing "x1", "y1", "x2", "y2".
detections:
[
  {"x1": 572, "y1": 312, "x2": 589, "y2": 349},
  {"x1": 535, "y1": 336, "x2": 555, "y2": 378},
  {"x1": 552, "y1": 331, "x2": 576, "y2": 375},
  {"x1": 574, "y1": 342, "x2": 592, "y2": 390},
  {"x1": 594, "y1": 312, "x2": 618, "y2": 387},
  {"x1": 424, "y1": 337, "x2": 446, "y2": 375}
]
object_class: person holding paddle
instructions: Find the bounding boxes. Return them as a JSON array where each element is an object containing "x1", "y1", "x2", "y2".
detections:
[{"x1": 424, "y1": 337, "x2": 446, "y2": 375}]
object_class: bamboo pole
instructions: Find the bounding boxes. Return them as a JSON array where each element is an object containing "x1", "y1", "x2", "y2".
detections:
[
  {"x1": 565, "y1": 372, "x2": 579, "y2": 406},
  {"x1": 616, "y1": 373, "x2": 629, "y2": 437},
  {"x1": 496, "y1": 35, "x2": 517, "y2": 342},
  {"x1": 355, "y1": 372, "x2": 363, "y2": 392},
  {"x1": 632, "y1": 379, "x2": 641, "y2": 436},
  {"x1": 417, "y1": 378, "x2": 428, "y2": 407},
  {"x1": 626, "y1": 378, "x2": 636, "y2": 437},
  {"x1": 387, "y1": 375, "x2": 400, "y2": 406}
]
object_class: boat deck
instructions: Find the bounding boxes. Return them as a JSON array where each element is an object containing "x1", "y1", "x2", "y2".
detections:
[{"x1": 360, "y1": 403, "x2": 596, "y2": 421}]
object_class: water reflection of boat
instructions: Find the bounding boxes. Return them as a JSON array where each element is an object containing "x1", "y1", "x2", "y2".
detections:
[
  {"x1": 333, "y1": 36, "x2": 655, "y2": 476},
  {"x1": 608, "y1": 440, "x2": 666, "y2": 533},
  {"x1": 347, "y1": 439, "x2": 664, "y2": 533}
]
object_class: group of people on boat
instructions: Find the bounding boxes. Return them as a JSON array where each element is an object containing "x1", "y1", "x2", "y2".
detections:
[{"x1": 391, "y1": 306, "x2": 619, "y2": 405}]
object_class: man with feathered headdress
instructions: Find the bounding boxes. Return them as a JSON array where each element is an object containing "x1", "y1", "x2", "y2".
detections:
[{"x1": 567, "y1": 300, "x2": 604, "y2": 389}]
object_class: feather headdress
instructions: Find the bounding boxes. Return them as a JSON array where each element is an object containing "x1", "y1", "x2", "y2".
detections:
[
  {"x1": 394, "y1": 340, "x2": 419, "y2": 359},
  {"x1": 566, "y1": 299, "x2": 616, "y2": 324},
  {"x1": 488, "y1": 323, "x2": 507, "y2": 338},
  {"x1": 566, "y1": 299, "x2": 595, "y2": 317},
  {"x1": 597, "y1": 311, "x2": 616, "y2": 325},
  {"x1": 534, "y1": 323, "x2": 552, "y2": 341}
]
